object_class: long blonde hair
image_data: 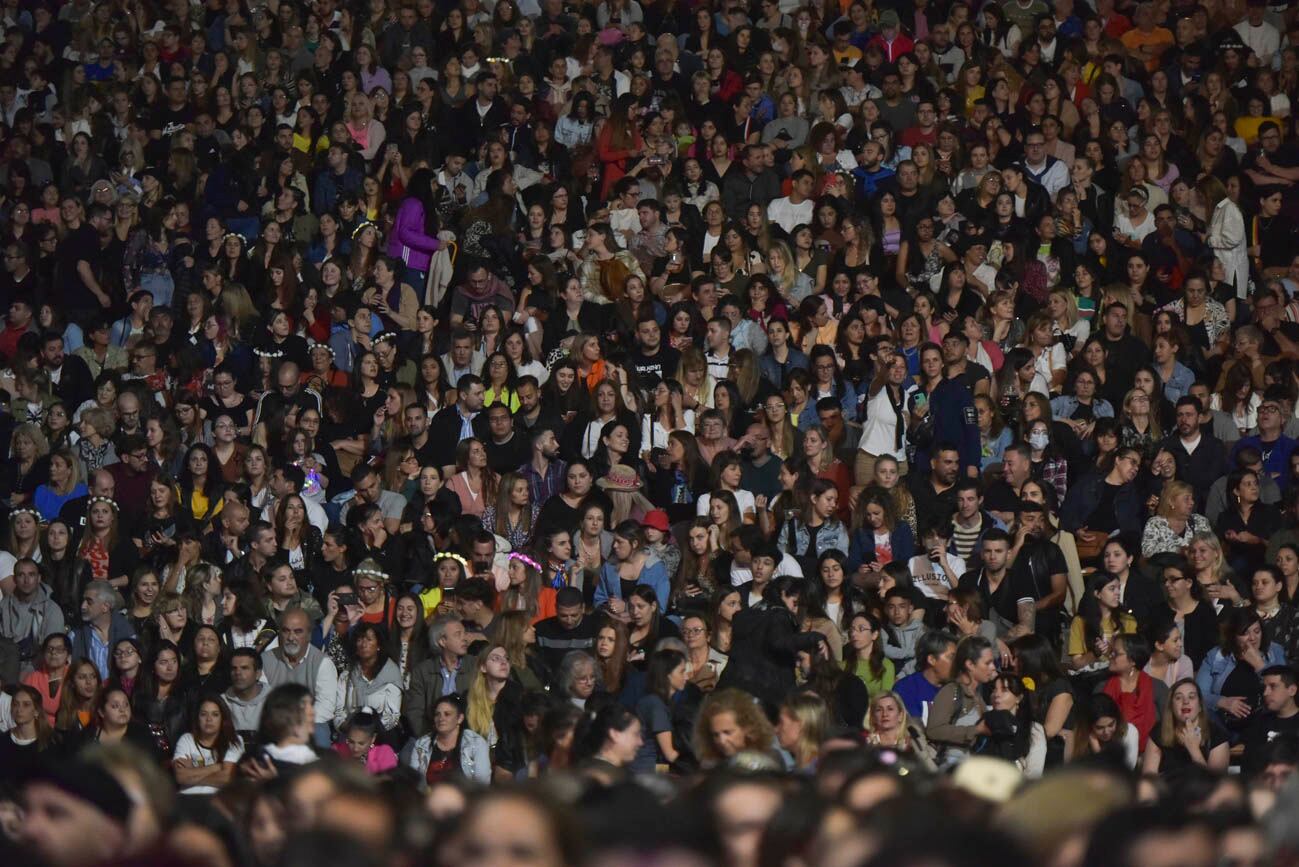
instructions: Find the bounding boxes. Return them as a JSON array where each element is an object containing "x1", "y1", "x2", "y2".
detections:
[{"x1": 466, "y1": 644, "x2": 508, "y2": 738}]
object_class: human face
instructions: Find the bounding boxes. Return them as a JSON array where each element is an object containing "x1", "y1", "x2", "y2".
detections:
[
  {"x1": 1172, "y1": 683, "x2": 1201, "y2": 721},
  {"x1": 628, "y1": 594, "x2": 655, "y2": 627}
]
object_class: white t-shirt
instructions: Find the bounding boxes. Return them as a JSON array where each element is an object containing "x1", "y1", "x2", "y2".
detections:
[
  {"x1": 697, "y1": 489, "x2": 757, "y2": 520},
  {"x1": 173, "y1": 733, "x2": 244, "y2": 794},
  {"x1": 907, "y1": 552, "x2": 967, "y2": 600}
]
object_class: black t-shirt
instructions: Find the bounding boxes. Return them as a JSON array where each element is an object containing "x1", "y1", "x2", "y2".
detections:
[
  {"x1": 629, "y1": 345, "x2": 681, "y2": 388},
  {"x1": 56, "y1": 224, "x2": 102, "y2": 312},
  {"x1": 1243, "y1": 711, "x2": 1299, "y2": 776},
  {"x1": 1007, "y1": 537, "x2": 1068, "y2": 638}
]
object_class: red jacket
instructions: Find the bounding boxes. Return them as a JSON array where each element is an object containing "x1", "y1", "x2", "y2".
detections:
[
  {"x1": 1103, "y1": 671, "x2": 1158, "y2": 751},
  {"x1": 866, "y1": 33, "x2": 915, "y2": 63}
]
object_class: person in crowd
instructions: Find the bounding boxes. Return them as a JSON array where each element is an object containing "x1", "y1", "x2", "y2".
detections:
[{"x1": 0, "y1": 3, "x2": 1296, "y2": 861}]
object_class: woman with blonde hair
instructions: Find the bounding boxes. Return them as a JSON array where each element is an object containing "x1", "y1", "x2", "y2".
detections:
[
  {"x1": 676, "y1": 347, "x2": 715, "y2": 412},
  {"x1": 465, "y1": 643, "x2": 526, "y2": 778},
  {"x1": 1187, "y1": 530, "x2": 1239, "y2": 614},
  {"x1": 864, "y1": 691, "x2": 934, "y2": 764},
  {"x1": 775, "y1": 691, "x2": 830, "y2": 771},
  {"x1": 1141, "y1": 480, "x2": 1211, "y2": 558},
  {"x1": 766, "y1": 240, "x2": 815, "y2": 303}
]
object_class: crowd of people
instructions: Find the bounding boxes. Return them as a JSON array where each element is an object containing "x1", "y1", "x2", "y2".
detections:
[{"x1": 5, "y1": 0, "x2": 1299, "y2": 865}]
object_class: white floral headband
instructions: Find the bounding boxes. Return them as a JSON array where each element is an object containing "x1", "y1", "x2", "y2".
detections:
[
  {"x1": 88, "y1": 496, "x2": 119, "y2": 511},
  {"x1": 435, "y1": 552, "x2": 470, "y2": 571}
]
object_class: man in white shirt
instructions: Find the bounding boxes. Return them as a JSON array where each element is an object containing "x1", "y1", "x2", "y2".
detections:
[
  {"x1": 767, "y1": 169, "x2": 816, "y2": 233},
  {"x1": 1235, "y1": 0, "x2": 1281, "y2": 68}
]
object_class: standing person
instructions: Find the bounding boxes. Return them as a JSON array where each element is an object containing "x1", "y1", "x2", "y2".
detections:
[
  {"x1": 387, "y1": 168, "x2": 444, "y2": 290},
  {"x1": 1201, "y1": 175, "x2": 1248, "y2": 300},
  {"x1": 916, "y1": 361, "x2": 981, "y2": 480}
]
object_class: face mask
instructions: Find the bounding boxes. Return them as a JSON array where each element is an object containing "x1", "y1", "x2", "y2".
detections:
[{"x1": 1029, "y1": 432, "x2": 1049, "y2": 450}]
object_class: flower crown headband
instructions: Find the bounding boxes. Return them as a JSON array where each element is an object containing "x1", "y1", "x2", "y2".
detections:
[
  {"x1": 354, "y1": 565, "x2": 390, "y2": 582},
  {"x1": 9, "y1": 506, "x2": 41, "y2": 522},
  {"x1": 351, "y1": 220, "x2": 378, "y2": 240},
  {"x1": 88, "y1": 496, "x2": 119, "y2": 511},
  {"x1": 222, "y1": 232, "x2": 247, "y2": 246},
  {"x1": 254, "y1": 346, "x2": 284, "y2": 359},
  {"x1": 508, "y1": 552, "x2": 542, "y2": 572},
  {"x1": 435, "y1": 552, "x2": 470, "y2": 571}
]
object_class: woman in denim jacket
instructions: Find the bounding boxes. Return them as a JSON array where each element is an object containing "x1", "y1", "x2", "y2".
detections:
[
  {"x1": 778, "y1": 478, "x2": 850, "y2": 575},
  {"x1": 407, "y1": 693, "x2": 491, "y2": 785},
  {"x1": 1196, "y1": 607, "x2": 1286, "y2": 736}
]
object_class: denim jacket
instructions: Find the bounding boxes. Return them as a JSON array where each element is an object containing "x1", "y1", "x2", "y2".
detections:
[
  {"x1": 1195, "y1": 643, "x2": 1287, "y2": 721},
  {"x1": 408, "y1": 728, "x2": 491, "y2": 785},
  {"x1": 778, "y1": 517, "x2": 850, "y2": 563}
]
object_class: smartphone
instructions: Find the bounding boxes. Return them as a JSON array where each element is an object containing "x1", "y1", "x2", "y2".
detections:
[{"x1": 336, "y1": 593, "x2": 359, "y2": 608}]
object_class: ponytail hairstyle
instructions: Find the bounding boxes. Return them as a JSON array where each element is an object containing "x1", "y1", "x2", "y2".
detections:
[{"x1": 572, "y1": 697, "x2": 639, "y2": 762}]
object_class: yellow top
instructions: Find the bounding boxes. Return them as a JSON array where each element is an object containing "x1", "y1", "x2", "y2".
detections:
[{"x1": 1067, "y1": 611, "x2": 1138, "y2": 657}]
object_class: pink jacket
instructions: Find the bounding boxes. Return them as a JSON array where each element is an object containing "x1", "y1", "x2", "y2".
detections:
[
  {"x1": 331, "y1": 741, "x2": 399, "y2": 774},
  {"x1": 387, "y1": 198, "x2": 440, "y2": 272}
]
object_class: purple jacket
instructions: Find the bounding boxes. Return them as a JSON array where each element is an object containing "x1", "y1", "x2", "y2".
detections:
[{"x1": 387, "y1": 198, "x2": 440, "y2": 272}]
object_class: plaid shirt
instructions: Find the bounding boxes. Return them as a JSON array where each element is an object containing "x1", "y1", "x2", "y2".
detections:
[{"x1": 519, "y1": 458, "x2": 567, "y2": 504}]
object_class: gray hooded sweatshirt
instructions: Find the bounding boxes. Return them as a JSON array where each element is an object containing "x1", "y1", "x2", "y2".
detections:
[{"x1": 0, "y1": 582, "x2": 65, "y2": 670}]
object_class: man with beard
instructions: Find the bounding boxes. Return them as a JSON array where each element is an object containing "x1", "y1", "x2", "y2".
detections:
[
  {"x1": 1163, "y1": 395, "x2": 1229, "y2": 510},
  {"x1": 1006, "y1": 501, "x2": 1069, "y2": 647},
  {"x1": 519, "y1": 426, "x2": 566, "y2": 503},
  {"x1": 260, "y1": 607, "x2": 337, "y2": 746},
  {"x1": 513, "y1": 376, "x2": 561, "y2": 434},
  {"x1": 958, "y1": 529, "x2": 1030, "y2": 640},
  {"x1": 910, "y1": 442, "x2": 962, "y2": 527}
]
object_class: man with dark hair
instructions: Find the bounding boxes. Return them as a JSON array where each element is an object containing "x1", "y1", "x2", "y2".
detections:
[
  {"x1": 483, "y1": 402, "x2": 527, "y2": 474},
  {"x1": 534, "y1": 586, "x2": 597, "y2": 673},
  {"x1": 224, "y1": 648, "x2": 268, "y2": 743},
  {"x1": 1231, "y1": 390, "x2": 1297, "y2": 491},
  {"x1": 1097, "y1": 301, "x2": 1151, "y2": 390},
  {"x1": 892, "y1": 630, "x2": 957, "y2": 719},
  {"x1": 341, "y1": 464, "x2": 406, "y2": 534},
  {"x1": 911, "y1": 442, "x2": 962, "y2": 527},
  {"x1": 949, "y1": 479, "x2": 1002, "y2": 562},
  {"x1": 1164, "y1": 395, "x2": 1229, "y2": 510},
  {"x1": 455, "y1": 70, "x2": 508, "y2": 151},
  {"x1": 106, "y1": 434, "x2": 155, "y2": 533},
  {"x1": 427, "y1": 373, "x2": 490, "y2": 471},
  {"x1": 958, "y1": 528, "x2": 1032, "y2": 640},
  {"x1": 312, "y1": 142, "x2": 363, "y2": 216},
  {"x1": 1207, "y1": 445, "x2": 1282, "y2": 524},
  {"x1": 1243, "y1": 665, "x2": 1299, "y2": 777},
  {"x1": 628, "y1": 314, "x2": 680, "y2": 387},
  {"x1": 1006, "y1": 501, "x2": 1069, "y2": 646},
  {"x1": 720, "y1": 143, "x2": 780, "y2": 222}
]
